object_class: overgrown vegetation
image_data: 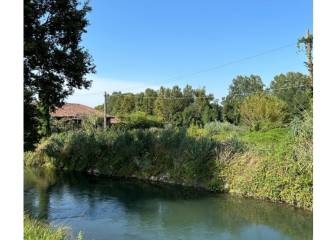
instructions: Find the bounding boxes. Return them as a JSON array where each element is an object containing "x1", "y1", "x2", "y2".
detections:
[
  {"x1": 25, "y1": 111, "x2": 312, "y2": 209},
  {"x1": 25, "y1": 127, "x2": 220, "y2": 185},
  {"x1": 219, "y1": 111, "x2": 312, "y2": 209},
  {"x1": 240, "y1": 93, "x2": 287, "y2": 131},
  {"x1": 92, "y1": 71, "x2": 312, "y2": 133},
  {"x1": 24, "y1": 0, "x2": 95, "y2": 144},
  {"x1": 24, "y1": 214, "x2": 83, "y2": 240}
]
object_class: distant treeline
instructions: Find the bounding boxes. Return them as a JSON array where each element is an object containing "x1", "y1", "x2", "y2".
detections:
[
  {"x1": 96, "y1": 72, "x2": 312, "y2": 129},
  {"x1": 96, "y1": 85, "x2": 222, "y2": 127}
]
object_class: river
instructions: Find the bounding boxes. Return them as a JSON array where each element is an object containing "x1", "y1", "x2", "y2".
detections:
[{"x1": 24, "y1": 168, "x2": 312, "y2": 240}]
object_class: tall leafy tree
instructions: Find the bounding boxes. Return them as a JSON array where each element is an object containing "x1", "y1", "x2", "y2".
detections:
[
  {"x1": 270, "y1": 72, "x2": 312, "y2": 119},
  {"x1": 222, "y1": 75, "x2": 264, "y2": 124},
  {"x1": 24, "y1": 0, "x2": 96, "y2": 137},
  {"x1": 154, "y1": 86, "x2": 185, "y2": 123},
  {"x1": 142, "y1": 88, "x2": 158, "y2": 114}
]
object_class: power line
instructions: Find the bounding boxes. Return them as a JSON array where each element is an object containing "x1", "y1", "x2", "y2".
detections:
[
  {"x1": 164, "y1": 43, "x2": 295, "y2": 81},
  {"x1": 70, "y1": 43, "x2": 296, "y2": 98}
]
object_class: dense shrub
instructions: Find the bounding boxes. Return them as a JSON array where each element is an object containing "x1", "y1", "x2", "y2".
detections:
[
  {"x1": 27, "y1": 128, "x2": 221, "y2": 186},
  {"x1": 118, "y1": 111, "x2": 163, "y2": 129},
  {"x1": 204, "y1": 121, "x2": 244, "y2": 135},
  {"x1": 240, "y1": 93, "x2": 287, "y2": 131},
  {"x1": 81, "y1": 114, "x2": 104, "y2": 131},
  {"x1": 219, "y1": 111, "x2": 312, "y2": 209},
  {"x1": 51, "y1": 119, "x2": 77, "y2": 133}
]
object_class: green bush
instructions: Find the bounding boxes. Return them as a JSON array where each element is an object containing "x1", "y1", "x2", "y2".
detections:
[
  {"x1": 219, "y1": 111, "x2": 312, "y2": 209},
  {"x1": 204, "y1": 121, "x2": 244, "y2": 135},
  {"x1": 25, "y1": 127, "x2": 220, "y2": 186},
  {"x1": 240, "y1": 93, "x2": 287, "y2": 131},
  {"x1": 118, "y1": 111, "x2": 163, "y2": 129},
  {"x1": 81, "y1": 114, "x2": 104, "y2": 131},
  {"x1": 51, "y1": 119, "x2": 77, "y2": 133}
]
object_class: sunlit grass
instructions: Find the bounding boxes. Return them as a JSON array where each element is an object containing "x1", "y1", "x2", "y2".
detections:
[
  {"x1": 24, "y1": 215, "x2": 68, "y2": 240},
  {"x1": 24, "y1": 214, "x2": 84, "y2": 240}
]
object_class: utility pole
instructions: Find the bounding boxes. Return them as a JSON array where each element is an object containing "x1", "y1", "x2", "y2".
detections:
[
  {"x1": 104, "y1": 92, "x2": 107, "y2": 129},
  {"x1": 298, "y1": 29, "x2": 313, "y2": 85}
]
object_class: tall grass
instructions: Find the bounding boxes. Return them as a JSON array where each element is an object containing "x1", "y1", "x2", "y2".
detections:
[
  {"x1": 24, "y1": 214, "x2": 68, "y2": 240},
  {"x1": 24, "y1": 214, "x2": 84, "y2": 240},
  {"x1": 25, "y1": 127, "x2": 222, "y2": 187},
  {"x1": 219, "y1": 111, "x2": 312, "y2": 209}
]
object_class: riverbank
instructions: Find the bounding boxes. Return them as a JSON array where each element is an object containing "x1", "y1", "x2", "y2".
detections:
[
  {"x1": 24, "y1": 214, "x2": 83, "y2": 240},
  {"x1": 24, "y1": 114, "x2": 312, "y2": 210}
]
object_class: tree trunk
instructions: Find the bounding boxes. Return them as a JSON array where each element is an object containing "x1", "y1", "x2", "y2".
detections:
[{"x1": 38, "y1": 101, "x2": 51, "y2": 137}]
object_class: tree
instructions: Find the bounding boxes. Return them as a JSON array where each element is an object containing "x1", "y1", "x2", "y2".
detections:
[
  {"x1": 154, "y1": 86, "x2": 185, "y2": 123},
  {"x1": 297, "y1": 29, "x2": 313, "y2": 85},
  {"x1": 202, "y1": 101, "x2": 223, "y2": 123},
  {"x1": 120, "y1": 94, "x2": 136, "y2": 113},
  {"x1": 222, "y1": 75, "x2": 264, "y2": 124},
  {"x1": 141, "y1": 88, "x2": 158, "y2": 114},
  {"x1": 95, "y1": 85, "x2": 219, "y2": 127},
  {"x1": 24, "y1": 88, "x2": 39, "y2": 150},
  {"x1": 270, "y1": 72, "x2": 312, "y2": 119},
  {"x1": 24, "y1": 0, "x2": 96, "y2": 137},
  {"x1": 240, "y1": 93, "x2": 287, "y2": 131},
  {"x1": 182, "y1": 104, "x2": 203, "y2": 126}
]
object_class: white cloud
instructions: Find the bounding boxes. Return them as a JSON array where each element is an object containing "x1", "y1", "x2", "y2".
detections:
[{"x1": 66, "y1": 76, "x2": 160, "y2": 107}]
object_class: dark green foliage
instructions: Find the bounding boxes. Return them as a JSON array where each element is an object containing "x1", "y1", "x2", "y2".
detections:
[
  {"x1": 24, "y1": 0, "x2": 96, "y2": 136},
  {"x1": 51, "y1": 119, "x2": 78, "y2": 133},
  {"x1": 222, "y1": 75, "x2": 264, "y2": 124},
  {"x1": 96, "y1": 85, "x2": 222, "y2": 128},
  {"x1": 270, "y1": 72, "x2": 312, "y2": 119},
  {"x1": 103, "y1": 89, "x2": 159, "y2": 115},
  {"x1": 24, "y1": 88, "x2": 39, "y2": 151}
]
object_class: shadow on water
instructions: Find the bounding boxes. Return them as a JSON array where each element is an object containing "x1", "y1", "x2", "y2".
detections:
[{"x1": 24, "y1": 168, "x2": 312, "y2": 240}]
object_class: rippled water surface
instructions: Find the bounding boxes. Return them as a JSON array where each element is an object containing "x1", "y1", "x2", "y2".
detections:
[{"x1": 24, "y1": 168, "x2": 312, "y2": 240}]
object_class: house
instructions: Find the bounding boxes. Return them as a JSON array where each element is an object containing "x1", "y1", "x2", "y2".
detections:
[{"x1": 50, "y1": 103, "x2": 119, "y2": 125}]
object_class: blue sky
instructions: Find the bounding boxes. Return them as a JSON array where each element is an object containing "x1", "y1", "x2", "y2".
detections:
[{"x1": 68, "y1": 0, "x2": 313, "y2": 107}]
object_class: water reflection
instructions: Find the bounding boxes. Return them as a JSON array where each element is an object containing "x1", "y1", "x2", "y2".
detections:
[{"x1": 24, "y1": 168, "x2": 312, "y2": 240}]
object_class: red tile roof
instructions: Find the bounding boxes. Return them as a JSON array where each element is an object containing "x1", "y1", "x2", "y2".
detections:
[{"x1": 50, "y1": 103, "x2": 103, "y2": 118}]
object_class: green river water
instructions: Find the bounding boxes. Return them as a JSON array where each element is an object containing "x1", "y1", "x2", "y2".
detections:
[{"x1": 24, "y1": 168, "x2": 312, "y2": 240}]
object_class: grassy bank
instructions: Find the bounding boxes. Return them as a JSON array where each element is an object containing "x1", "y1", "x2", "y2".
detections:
[
  {"x1": 24, "y1": 214, "x2": 83, "y2": 240},
  {"x1": 25, "y1": 113, "x2": 312, "y2": 210}
]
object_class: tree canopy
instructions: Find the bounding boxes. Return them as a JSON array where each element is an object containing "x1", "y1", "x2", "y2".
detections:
[
  {"x1": 96, "y1": 85, "x2": 222, "y2": 127},
  {"x1": 222, "y1": 75, "x2": 264, "y2": 124},
  {"x1": 270, "y1": 72, "x2": 312, "y2": 119},
  {"x1": 24, "y1": 0, "x2": 96, "y2": 139}
]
